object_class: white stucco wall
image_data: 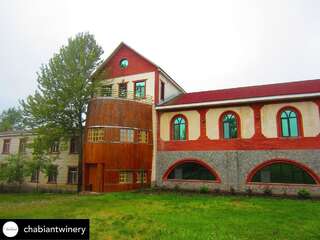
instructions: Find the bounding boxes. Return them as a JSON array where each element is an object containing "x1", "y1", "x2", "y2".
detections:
[
  {"x1": 261, "y1": 101, "x2": 320, "y2": 138},
  {"x1": 101, "y1": 71, "x2": 155, "y2": 100},
  {"x1": 206, "y1": 106, "x2": 255, "y2": 139},
  {"x1": 158, "y1": 73, "x2": 183, "y2": 104},
  {"x1": 160, "y1": 110, "x2": 200, "y2": 141}
]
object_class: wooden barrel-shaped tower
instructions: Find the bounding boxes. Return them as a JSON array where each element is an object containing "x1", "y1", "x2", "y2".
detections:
[{"x1": 83, "y1": 97, "x2": 153, "y2": 192}]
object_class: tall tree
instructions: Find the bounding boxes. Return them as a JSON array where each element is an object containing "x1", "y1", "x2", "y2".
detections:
[
  {"x1": 0, "y1": 107, "x2": 24, "y2": 132},
  {"x1": 21, "y1": 32, "x2": 104, "y2": 192}
]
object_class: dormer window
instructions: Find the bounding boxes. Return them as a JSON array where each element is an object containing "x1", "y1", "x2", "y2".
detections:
[{"x1": 119, "y1": 58, "x2": 129, "y2": 69}]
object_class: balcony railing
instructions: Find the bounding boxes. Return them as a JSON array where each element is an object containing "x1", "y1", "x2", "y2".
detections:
[{"x1": 93, "y1": 89, "x2": 153, "y2": 104}]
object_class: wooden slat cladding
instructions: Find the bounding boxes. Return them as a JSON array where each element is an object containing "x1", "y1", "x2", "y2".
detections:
[
  {"x1": 86, "y1": 99, "x2": 153, "y2": 129},
  {"x1": 84, "y1": 98, "x2": 153, "y2": 192}
]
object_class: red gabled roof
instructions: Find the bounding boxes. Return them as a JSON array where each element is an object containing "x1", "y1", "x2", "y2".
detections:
[
  {"x1": 91, "y1": 42, "x2": 185, "y2": 92},
  {"x1": 161, "y1": 79, "x2": 320, "y2": 106}
]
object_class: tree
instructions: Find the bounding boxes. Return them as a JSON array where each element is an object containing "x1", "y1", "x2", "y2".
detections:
[
  {"x1": 1, "y1": 154, "x2": 29, "y2": 191},
  {"x1": 21, "y1": 32, "x2": 104, "y2": 192},
  {"x1": 26, "y1": 136, "x2": 56, "y2": 191},
  {"x1": 0, "y1": 107, "x2": 24, "y2": 132}
]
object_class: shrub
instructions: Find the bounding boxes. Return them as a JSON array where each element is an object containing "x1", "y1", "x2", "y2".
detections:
[
  {"x1": 230, "y1": 187, "x2": 236, "y2": 195},
  {"x1": 213, "y1": 188, "x2": 221, "y2": 194},
  {"x1": 200, "y1": 186, "x2": 209, "y2": 194},
  {"x1": 263, "y1": 188, "x2": 272, "y2": 196},
  {"x1": 298, "y1": 189, "x2": 311, "y2": 199},
  {"x1": 245, "y1": 188, "x2": 253, "y2": 196},
  {"x1": 173, "y1": 184, "x2": 180, "y2": 192}
]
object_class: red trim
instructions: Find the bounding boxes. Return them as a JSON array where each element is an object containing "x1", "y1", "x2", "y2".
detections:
[
  {"x1": 170, "y1": 114, "x2": 189, "y2": 141},
  {"x1": 251, "y1": 104, "x2": 266, "y2": 139},
  {"x1": 246, "y1": 159, "x2": 320, "y2": 184},
  {"x1": 197, "y1": 109, "x2": 209, "y2": 140},
  {"x1": 218, "y1": 111, "x2": 241, "y2": 139},
  {"x1": 162, "y1": 158, "x2": 221, "y2": 183},
  {"x1": 276, "y1": 106, "x2": 304, "y2": 137},
  {"x1": 155, "y1": 71, "x2": 160, "y2": 104}
]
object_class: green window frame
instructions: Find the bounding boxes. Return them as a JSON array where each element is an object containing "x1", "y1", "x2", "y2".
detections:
[
  {"x1": 222, "y1": 113, "x2": 238, "y2": 139},
  {"x1": 280, "y1": 109, "x2": 299, "y2": 137},
  {"x1": 251, "y1": 163, "x2": 316, "y2": 184},
  {"x1": 173, "y1": 117, "x2": 186, "y2": 140},
  {"x1": 134, "y1": 81, "x2": 146, "y2": 99}
]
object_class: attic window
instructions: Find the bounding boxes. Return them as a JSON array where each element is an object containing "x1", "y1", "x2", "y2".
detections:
[{"x1": 119, "y1": 58, "x2": 129, "y2": 69}]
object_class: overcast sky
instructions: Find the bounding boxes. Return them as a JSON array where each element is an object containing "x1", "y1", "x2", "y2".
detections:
[{"x1": 1, "y1": 0, "x2": 320, "y2": 112}]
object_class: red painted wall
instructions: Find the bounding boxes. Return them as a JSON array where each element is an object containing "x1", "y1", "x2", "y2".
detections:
[{"x1": 98, "y1": 44, "x2": 158, "y2": 79}]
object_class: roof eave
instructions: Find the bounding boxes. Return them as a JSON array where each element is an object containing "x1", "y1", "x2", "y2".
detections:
[{"x1": 156, "y1": 92, "x2": 320, "y2": 110}]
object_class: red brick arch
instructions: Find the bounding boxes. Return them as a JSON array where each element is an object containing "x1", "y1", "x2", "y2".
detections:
[
  {"x1": 246, "y1": 158, "x2": 320, "y2": 184},
  {"x1": 162, "y1": 158, "x2": 221, "y2": 183}
]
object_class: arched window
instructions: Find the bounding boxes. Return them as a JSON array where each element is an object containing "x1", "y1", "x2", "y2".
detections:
[
  {"x1": 250, "y1": 162, "x2": 317, "y2": 184},
  {"x1": 167, "y1": 162, "x2": 216, "y2": 181},
  {"x1": 222, "y1": 112, "x2": 238, "y2": 139},
  {"x1": 172, "y1": 116, "x2": 187, "y2": 140},
  {"x1": 280, "y1": 109, "x2": 299, "y2": 137}
]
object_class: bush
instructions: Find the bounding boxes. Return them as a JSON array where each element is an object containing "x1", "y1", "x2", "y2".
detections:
[
  {"x1": 213, "y1": 188, "x2": 221, "y2": 194},
  {"x1": 200, "y1": 186, "x2": 209, "y2": 194},
  {"x1": 173, "y1": 184, "x2": 180, "y2": 192},
  {"x1": 230, "y1": 187, "x2": 236, "y2": 195},
  {"x1": 245, "y1": 188, "x2": 253, "y2": 196},
  {"x1": 298, "y1": 189, "x2": 311, "y2": 199},
  {"x1": 263, "y1": 188, "x2": 272, "y2": 196}
]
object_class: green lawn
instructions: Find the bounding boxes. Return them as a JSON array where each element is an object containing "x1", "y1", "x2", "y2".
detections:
[{"x1": 0, "y1": 192, "x2": 319, "y2": 240}]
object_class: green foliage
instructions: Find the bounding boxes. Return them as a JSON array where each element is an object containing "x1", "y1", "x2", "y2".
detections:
[
  {"x1": 0, "y1": 107, "x2": 24, "y2": 132},
  {"x1": 0, "y1": 154, "x2": 29, "y2": 185},
  {"x1": 245, "y1": 188, "x2": 253, "y2": 196},
  {"x1": 199, "y1": 186, "x2": 209, "y2": 194},
  {"x1": 43, "y1": 164, "x2": 58, "y2": 180},
  {"x1": 263, "y1": 188, "x2": 272, "y2": 196},
  {"x1": 21, "y1": 31, "x2": 103, "y2": 138},
  {"x1": 297, "y1": 189, "x2": 311, "y2": 199},
  {"x1": 26, "y1": 136, "x2": 57, "y2": 182},
  {"x1": 20, "y1": 32, "x2": 104, "y2": 191},
  {"x1": 0, "y1": 192, "x2": 319, "y2": 240}
]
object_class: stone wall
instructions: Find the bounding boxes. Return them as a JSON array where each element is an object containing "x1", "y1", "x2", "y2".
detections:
[{"x1": 156, "y1": 150, "x2": 320, "y2": 196}]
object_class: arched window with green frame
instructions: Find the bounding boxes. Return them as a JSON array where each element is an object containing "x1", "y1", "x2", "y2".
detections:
[
  {"x1": 280, "y1": 109, "x2": 299, "y2": 137},
  {"x1": 221, "y1": 112, "x2": 239, "y2": 139},
  {"x1": 249, "y1": 161, "x2": 317, "y2": 184},
  {"x1": 172, "y1": 116, "x2": 187, "y2": 140}
]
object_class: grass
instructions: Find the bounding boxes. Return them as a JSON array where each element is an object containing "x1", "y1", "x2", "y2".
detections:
[{"x1": 0, "y1": 191, "x2": 319, "y2": 240}]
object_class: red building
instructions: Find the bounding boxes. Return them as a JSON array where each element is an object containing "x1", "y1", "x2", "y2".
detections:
[{"x1": 84, "y1": 42, "x2": 320, "y2": 196}]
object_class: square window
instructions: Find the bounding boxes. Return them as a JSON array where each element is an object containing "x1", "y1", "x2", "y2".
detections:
[
  {"x1": 2, "y1": 139, "x2": 10, "y2": 154},
  {"x1": 136, "y1": 171, "x2": 147, "y2": 183},
  {"x1": 138, "y1": 130, "x2": 148, "y2": 143},
  {"x1": 119, "y1": 171, "x2": 133, "y2": 184},
  {"x1": 120, "y1": 129, "x2": 134, "y2": 143},
  {"x1": 134, "y1": 81, "x2": 146, "y2": 99},
  {"x1": 68, "y1": 167, "x2": 78, "y2": 184}
]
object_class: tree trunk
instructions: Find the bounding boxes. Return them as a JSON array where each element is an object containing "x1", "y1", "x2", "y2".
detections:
[{"x1": 77, "y1": 126, "x2": 84, "y2": 193}]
